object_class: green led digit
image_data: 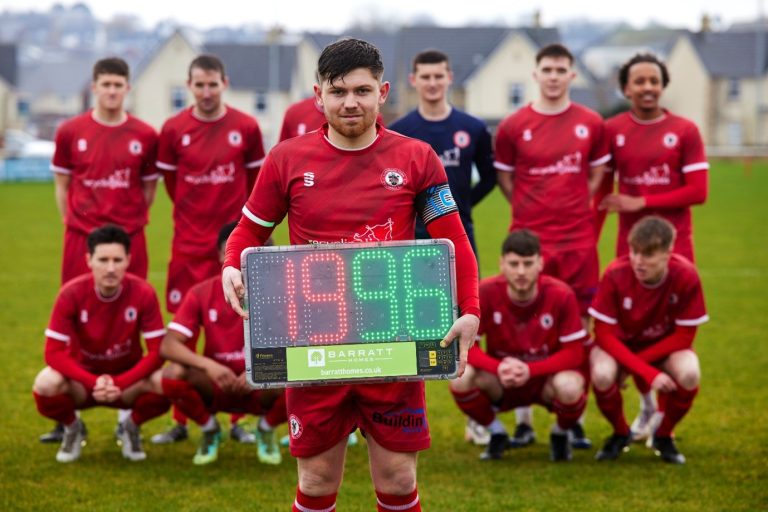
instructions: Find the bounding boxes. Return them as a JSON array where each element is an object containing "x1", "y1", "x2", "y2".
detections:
[
  {"x1": 352, "y1": 249, "x2": 398, "y2": 341},
  {"x1": 403, "y1": 247, "x2": 452, "y2": 339}
]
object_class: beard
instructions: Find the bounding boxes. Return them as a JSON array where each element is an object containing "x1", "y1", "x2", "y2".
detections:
[{"x1": 327, "y1": 109, "x2": 377, "y2": 140}]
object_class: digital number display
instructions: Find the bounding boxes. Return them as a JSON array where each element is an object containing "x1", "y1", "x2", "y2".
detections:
[{"x1": 241, "y1": 240, "x2": 458, "y2": 388}]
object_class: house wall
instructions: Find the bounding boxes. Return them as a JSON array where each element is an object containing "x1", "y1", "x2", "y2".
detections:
[{"x1": 665, "y1": 37, "x2": 710, "y2": 142}]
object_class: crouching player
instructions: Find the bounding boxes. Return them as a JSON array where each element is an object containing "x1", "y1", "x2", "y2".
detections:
[
  {"x1": 32, "y1": 225, "x2": 169, "y2": 463},
  {"x1": 450, "y1": 230, "x2": 588, "y2": 462},
  {"x1": 159, "y1": 222, "x2": 286, "y2": 465},
  {"x1": 589, "y1": 216, "x2": 707, "y2": 464}
]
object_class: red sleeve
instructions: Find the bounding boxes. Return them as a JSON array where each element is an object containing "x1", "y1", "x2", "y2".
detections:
[
  {"x1": 51, "y1": 121, "x2": 73, "y2": 173},
  {"x1": 643, "y1": 170, "x2": 707, "y2": 209},
  {"x1": 45, "y1": 338, "x2": 98, "y2": 388},
  {"x1": 635, "y1": 326, "x2": 696, "y2": 364},
  {"x1": 588, "y1": 268, "x2": 619, "y2": 325},
  {"x1": 426, "y1": 213, "x2": 480, "y2": 317},
  {"x1": 467, "y1": 343, "x2": 501, "y2": 374},
  {"x1": 112, "y1": 285, "x2": 166, "y2": 389},
  {"x1": 157, "y1": 122, "x2": 178, "y2": 200},
  {"x1": 168, "y1": 288, "x2": 202, "y2": 345},
  {"x1": 493, "y1": 118, "x2": 516, "y2": 172},
  {"x1": 223, "y1": 216, "x2": 276, "y2": 269},
  {"x1": 588, "y1": 118, "x2": 611, "y2": 167},
  {"x1": 594, "y1": 320, "x2": 660, "y2": 386},
  {"x1": 527, "y1": 341, "x2": 584, "y2": 378}
]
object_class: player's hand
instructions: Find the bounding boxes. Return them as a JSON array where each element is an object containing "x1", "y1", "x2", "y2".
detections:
[
  {"x1": 497, "y1": 358, "x2": 517, "y2": 388},
  {"x1": 93, "y1": 374, "x2": 121, "y2": 403},
  {"x1": 507, "y1": 359, "x2": 530, "y2": 387},
  {"x1": 222, "y1": 266, "x2": 248, "y2": 319},
  {"x1": 441, "y1": 314, "x2": 480, "y2": 378},
  {"x1": 650, "y1": 372, "x2": 677, "y2": 393},
  {"x1": 205, "y1": 360, "x2": 239, "y2": 393},
  {"x1": 600, "y1": 193, "x2": 646, "y2": 212},
  {"x1": 232, "y1": 373, "x2": 252, "y2": 395}
]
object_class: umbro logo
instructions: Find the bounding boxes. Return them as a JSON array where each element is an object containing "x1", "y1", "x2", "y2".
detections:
[{"x1": 304, "y1": 172, "x2": 315, "y2": 186}]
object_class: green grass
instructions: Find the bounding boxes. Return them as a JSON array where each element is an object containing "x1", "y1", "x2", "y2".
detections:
[{"x1": 1, "y1": 160, "x2": 766, "y2": 511}]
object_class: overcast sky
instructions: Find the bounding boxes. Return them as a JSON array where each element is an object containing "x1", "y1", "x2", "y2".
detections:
[{"x1": 0, "y1": 0, "x2": 763, "y2": 32}]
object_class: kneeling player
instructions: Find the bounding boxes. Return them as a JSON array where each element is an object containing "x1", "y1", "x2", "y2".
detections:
[
  {"x1": 159, "y1": 222, "x2": 286, "y2": 465},
  {"x1": 589, "y1": 216, "x2": 707, "y2": 464},
  {"x1": 450, "y1": 230, "x2": 588, "y2": 461},
  {"x1": 32, "y1": 225, "x2": 168, "y2": 463}
]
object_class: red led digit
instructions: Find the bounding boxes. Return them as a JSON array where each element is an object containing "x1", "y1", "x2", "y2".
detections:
[
  {"x1": 301, "y1": 252, "x2": 348, "y2": 344},
  {"x1": 285, "y1": 259, "x2": 298, "y2": 340}
]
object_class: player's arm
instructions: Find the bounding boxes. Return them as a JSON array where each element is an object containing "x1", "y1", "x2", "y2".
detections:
[
  {"x1": 634, "y1": 326, "x2": 696, "y2": 364},
  {"x1": 495, "y1": 170, "x2": 513, "y2": 202},
  {"x1": 160, "y1": 328, "x2": 239, "y2": 391},
  {"x1": 600, "y1": 169, "x2": 707, "y2": 213},
  {"x1": 112, "y1": 290, "x2": 166, "y2": 390},
  {"x1": 470, "y1": 127, "x2": 496, "y2": 206},
  {"x1": 588, "y1": 164, "x2": 609, "y2": 198},
  {"x1": 142, "y1": 178, "x2": 158, "y2": 208},
  {"x1": 53, "y1": 173, "x2": 71, "y2": 222},
  {"x1": 44, "y1": 333, "x2": 99, "y2": 388},
  {"x1": 527, "y1": 340, "x2": 584, "y2": 378}
]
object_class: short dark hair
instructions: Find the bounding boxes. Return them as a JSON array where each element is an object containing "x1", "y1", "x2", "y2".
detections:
[
  {"x1": 87, "y1": 224, "x2": 131, "y2": 255},
  {"x1": 535, "y1": 43, "x2": 573, "y2": 65},
  {"x1": 501, "y1": 229, "x2": 541, "y2": 257},
  {"x1": 93, "y1": 57, "x2": 129, "y2": 82},
  {"x1": 628, "y1": 216, "x2": 676, "y2": 255},
  {"x1": 189, "y1": 54, "x2": 226, "y2": 81},
  {"x1": 317, "y1": 38, "x2": 384, "y2": 85},
  {"x1": 412, "y1": 49, "x2": 450, "y2": 72},
  {"x1": 618, "y1": 53, "x2": 670, "y2": 90},
  {"x1": 217, "y1": 221, "x2": 238, "y2": 252}
]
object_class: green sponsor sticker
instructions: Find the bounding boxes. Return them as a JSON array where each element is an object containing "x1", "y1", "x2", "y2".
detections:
[{"x1": 286, "y1": 342, "x2": 417, "y2": 382}]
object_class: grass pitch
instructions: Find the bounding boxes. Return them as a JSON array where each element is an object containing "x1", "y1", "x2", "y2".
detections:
[{"x1": 0, "y1": 160, "x2": 766, "y2": 511}]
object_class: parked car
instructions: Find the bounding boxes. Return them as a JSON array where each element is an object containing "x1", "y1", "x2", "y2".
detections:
[{"x1": 2, "y1": 129, "x2": 55, "y2": 159}]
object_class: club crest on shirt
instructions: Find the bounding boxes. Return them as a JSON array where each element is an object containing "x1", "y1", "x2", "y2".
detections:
[
  {"x1": 128, "y1": 140, "x2": 142, "y2": 155},
  {"x1": 540, "y1": 313, "x2": 554, "y2": 329},
  {"x1": 453, "y1": 130, "x2": 471, "y2": 149},
  {"x1": 663, "y1": 132, "x2": 678, "y2": 148},
  {"x1": 80, "y1": 309, "x2": 89, "y2": 323},
  {"x1": 616, "y1": 134, "x2": 625, "y2": 147},
  {"x1": 169, "y1": 289, "x2": 182, "y2": 305},
  {"x1": 77, "y1": 138, "x2": 87, "y2": 152},
  {"x1": 493, "y1": 311, "x2": 502, "y2": 325},
  {"x1": 522, "y1": 129, "x2": 533, "y2": 141},
  {"x1": 574, "y1": 124, "x2": 589, "y2": 139},
  {"x1": 209, "y1": 308, "x2": 218, "y2": 322},
  {"x1": 381, "y1": 168, "x2": 407, "y2": 191},
  {"x1": 623, "y1": 297, "x2": 633, "y2": 310},
  {"x1": 228, "y1": 130, "x2": 243, "y2": 147},
  {"x1": 289, "y1": 414, "x2": 304, "y2": 439},
  {"x1": 181, "y1": 134, "x2": 191, "y2": 147},
  {"x1": 124, "y1": 307, "x2": 137, "y2": 322}
]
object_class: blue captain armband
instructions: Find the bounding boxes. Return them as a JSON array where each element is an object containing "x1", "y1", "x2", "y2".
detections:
[{"x1": 416, "y1": 183, "x2": 458, "y2": 225}]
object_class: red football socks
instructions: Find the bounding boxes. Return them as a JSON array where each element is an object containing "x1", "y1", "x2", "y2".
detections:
[
  {"x1": 161, "y1": 378, "x2": 211, "y2": 425},
  {"x1": 655, "y1": 387, "x2": 699, "y2": 437},
  {"x1": 450, "y1": 388, "x2": 495, "y2": 426},
  {"x1": 553, "y1": 393, "x2": 587, "y2": 430},
  {"x1": 594, "y1": 383, "x2": 630, "y2": 435},
  {"x1": 130, "y1": 392, "x2": 170, "y2": 426},
  {"x1": 292, "y1": 487, "x2": 337, "y2": 512},
  {"x1": 34, "y1": 392, "x2": 76, "y2": 425},
  {"x1": 376, "y1": 488, "x2": 421, "y2": 512}
]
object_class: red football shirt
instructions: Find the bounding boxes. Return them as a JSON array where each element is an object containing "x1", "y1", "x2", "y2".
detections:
[
  {"x1": 494, "y1": 103, "x2": 610, "y2": 251},
  {"x1": 605, "y1": 110, "x2": 708, "y2": 257},
  {"x1": 45, "y1": 273, "x2": 166, "y2": 378},
  {"x1": 168, "y1": 275, "x2": 245, "y2": 374},
  {"x1": 157, "y1": 106, "x2": 266, "y2": 258},
  {"x1": 588, "y1": 254, "x2": 708, "y2": 351},
  {"x1": 278, "y1": 98, "x2": 326, "y2": 142},
  {"x1": 477, "y1": 274, "x2": 587, "y2": 361},
  {"x1": 50, "y1": 111, "x2": 159, "y2": 235}
]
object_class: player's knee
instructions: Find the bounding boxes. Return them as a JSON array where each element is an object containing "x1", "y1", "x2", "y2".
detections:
[
  {"x1": 449, "y1": 366, "x2": 476, "y2": 392},
  {"x1": 32, "y1": 367, "x2": 65, "y2": 396},
  {"x1": 552, "y1": 371, "x2": 584, "y2": 404},
  {"x1": 373, "y1": 461, "x2": 417, "y2": 495},
  {"x1": 669, "y1": 351, "x2": 700, "y2": 390},
  {"x1": 298, "y1": 468, "x2": 343, "y2": 496},
  {"x1": 162, "y1": 362, "x2": 187, "y2": 380},
  {"x1": 590, "y1": 364, "x2": 616, "y2": 391}
]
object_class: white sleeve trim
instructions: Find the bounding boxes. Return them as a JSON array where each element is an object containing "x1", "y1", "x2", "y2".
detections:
[
  {"x1": 168, "y1": 322, "x2": 194, "y2": 338},
  {"x1": 50, "y1": 164, "x2": 72, "y2": 175},
  {"x1": 590, "y1": 153, "x2": 611, "y2": 167},
  {"x1": 156, "y1": 161, "x2": 177, "y2": 171},
  {"x1": 493, "y1": 161, "x2": 515, "y2": 172},
  {"x1": 242, "y1": 206, "x2": 275, "y2": 227},
  {"x1": 45, "y1": 328, "x2": 70, "y2": 342},
  {"x1": 141, "y1": 173, "x2": 160, "y2": 181},
  {"x1": 245, "y1": 157, "x2": 265, "y2": 169},
  {"x1": 142, "y1": 328, "x2": 167, "y2": 339},
  {"x1": 588, "y1": 307, "x2": 618, "y2": 325},
  {"x1": 682, "y1": 162, "x2": 709, "y2": 173},
  {"x1": 675, "y1": 314, "x2": 710, "y2": 326},
  {"x1": 560, "y1": 329, "x2": 588, "y2": 343}
]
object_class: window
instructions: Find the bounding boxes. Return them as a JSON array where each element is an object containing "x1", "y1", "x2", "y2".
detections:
[
  {"x1": 170, "y1": 87, "x2": 186, "y2": 111},
  {"x1": 255, "y1": 91, "x2": 268, "y2": 113},
  {"x1": 727, "y1": 78, "x2": 740, "y2": 101},
  {"x1": 508, "y1": 83, "x2": 525, "y2": 109}
]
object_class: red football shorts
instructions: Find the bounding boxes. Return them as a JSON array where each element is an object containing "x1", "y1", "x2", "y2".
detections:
[
  {"x1": 62, "y1": 227, "x2": 148, "y2": 285},
  {"x1": 166, "y1": 253, "x2": 220, "y2": 312},
  {"x1": 541, "y1": 245, "x2": 599, "y2": 316},
  {"x1": 286, "y1": 381, "x2": 431, "y2": 458},
  {"x1": 209, "y1": 384, "x2": 265, "y2": 415}
]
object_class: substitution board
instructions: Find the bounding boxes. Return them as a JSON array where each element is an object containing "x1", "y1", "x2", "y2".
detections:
[{"x1": 241, "y1": 239, "x2": 459, "y2": 388}]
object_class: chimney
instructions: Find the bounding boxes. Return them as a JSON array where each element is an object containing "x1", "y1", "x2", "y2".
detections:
[
  {"x1": 700, "y1": 13, "x2": 711, "y2": 33},
  {"x1": 533, "y1": 9, "x2": 542, "y2": 29}
]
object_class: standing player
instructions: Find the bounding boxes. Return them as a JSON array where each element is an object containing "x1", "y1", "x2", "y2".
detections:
[
  {"x1": 450, "y1": 230, "x2": 588, "y2": 462},
  {"x1": 32, "y1": 225, "x2": 169, "y2": 463},
  {"x1": 494, "y1": 43, "x2": 609, "y2": 448},
  {"x1": 589, "y1": 216, "x2": 707, "y2": 464},
  {"x1": 389, "y1": 49, "x2": 495, "y2": 256},
  {"x1": 223, "y1": 39, "x2": 479, "y2": 512},
  {"x1": 599, "y1": 53, "x2": 708, "y2": 438},
  {"x1": 44, "y1": 57, "x2": 159, "y2": 444},
  {"x1": 159, "y1": 222, "x2": 286, "y2": 465},
  {"x1": 153, "y1": 54, "x2": 265, "y2": 444}
]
